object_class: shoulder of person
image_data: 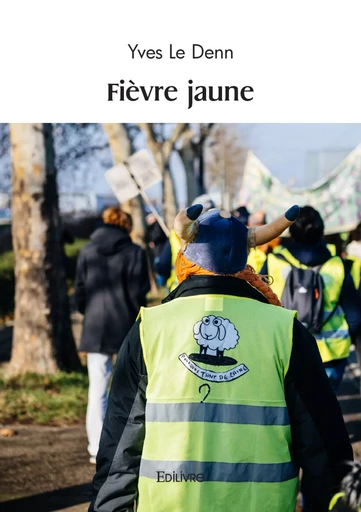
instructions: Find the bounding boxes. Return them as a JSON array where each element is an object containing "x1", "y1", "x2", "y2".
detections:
[
  {"x1": 77, "y1": 241, "x2": 92, "y2": 257},
  {"x1": 128, "y1": 240, "x2": 145, "y2": 253}
]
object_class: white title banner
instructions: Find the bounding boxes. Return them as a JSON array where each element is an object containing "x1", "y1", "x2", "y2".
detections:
[{"x1": 1, "y1": 0, "x2": 361, "y2": 121}]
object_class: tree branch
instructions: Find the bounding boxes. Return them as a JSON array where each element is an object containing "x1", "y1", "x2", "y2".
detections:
[{"x1": 162, "y1": 123, "x2": 187, "y2": 163}]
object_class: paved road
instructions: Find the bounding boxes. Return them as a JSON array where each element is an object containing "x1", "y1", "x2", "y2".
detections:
[{"x1": 0, "y1": 425, "x2": 94, "y2": 512}]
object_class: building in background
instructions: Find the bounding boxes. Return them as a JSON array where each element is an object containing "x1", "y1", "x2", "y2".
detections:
[
  {"x1": 59, "y1": 192, "x2": 119, "y2": 215},
  {"x1": 0, "y1": 193, "x2": 9, "y2": 209},
  {"x1": 0, "y1": 193, "x2": 10, "y2": 224}
]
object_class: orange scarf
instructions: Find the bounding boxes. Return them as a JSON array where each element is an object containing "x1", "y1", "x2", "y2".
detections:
[{"x1": 175, "y1": 251, "x2": 281, "y2": 307}]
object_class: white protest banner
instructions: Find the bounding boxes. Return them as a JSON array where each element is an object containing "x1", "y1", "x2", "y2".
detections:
[
  {"x1": 105, "y1": 164, "x2": 139, "y2": 204},
  {"x1": 105, "y1": 149, "x2": 161, "y2": 204},
  {"x1": 126, "y1": 149, "x2": 162, "y2": 190},
  {"x1": 105, "y1": 149, "x2": 170, "y2": 236},
  {"x1": 239, "y1": 146, "x2": 361, "y2": 235}
]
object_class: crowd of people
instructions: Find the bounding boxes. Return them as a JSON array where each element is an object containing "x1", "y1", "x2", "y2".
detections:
[{"x1": 73, "y1": 198, "x2": 361, "y2": 512}]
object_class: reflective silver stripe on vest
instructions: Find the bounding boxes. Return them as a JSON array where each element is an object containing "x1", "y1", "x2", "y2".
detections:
[
  {"x1": 140, "y1": 459, "x2": 298, "y2": 483},
  {"x1": 314, "y1": 329, "x2": 349, "y2": 340},
  {"x1": 322, "y1": 306, "x2": 343, "y2": 321},
  {"x1": 146, "y1": 402, "x2": 290, "y2": 426}
]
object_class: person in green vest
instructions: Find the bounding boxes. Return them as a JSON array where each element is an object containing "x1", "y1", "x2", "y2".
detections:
[
  {"x1": 165, "y1": 228, "x2": 182, "y2": 291},
  {"x1": 246, "y1": 210, "x2": 281, "y2": 273},
  {"x1": 329, "y1": 461, "x2": 361, "y2": 511},
  {"x1": 324, "y1": 232, "x2": 346, "y2": 258},
  {"x1": 155, "y1": 194, "x2": 216, "y2": 292},
  {"x1": 346, "y1": 222, "x2": 361, "y2": 292},
  {"x1": 261, "y1": 206, "x2": 361, "y2": 393},
  {"x1": 90, "y1": 204, "x2": 352, "y2": 512},
  {"x1": 345, "y1": 222, "x2": 361, "y2": 396},
  {"x1": 327, "y1": 243, "x2": 337, "y2": 256}
]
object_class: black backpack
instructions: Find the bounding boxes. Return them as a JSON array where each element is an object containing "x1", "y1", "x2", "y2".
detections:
[{"x1": 277, "y1": 255, "x2": 340, "y2": 334}]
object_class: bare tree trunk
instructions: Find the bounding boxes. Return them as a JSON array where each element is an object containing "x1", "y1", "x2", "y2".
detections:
[
  {"x1": 162, "y1": 165, "x2": 178, "y2": 228},
  {"x1": 102, "y1": 123, "x2": 146, "y2": 248},
  {"x1": 198, "y1": 149, "x2": 206, "y2": 196},
  {"x1": 177, "y1": 124, "x2": 213, "y2": 203},
  {"x1": 180, "y1": 151, "x2": 197, "y2": 204},
  {"x1": 102, "y1": 123, "x2": 130, "y2": 162},
  {"x1": 139, "y1": 123, "x2": 186, "y2": 229},
  {"x1": 103, "y1": 124, "x2": 157, "y2": 293},
  {"x1": 8, "y1": 123, "x2": 80, "y2": 375},
  {"x1": 178, "y1": 127, "x2": 198, "y2": 204},
  {"x1": 204, "y1": 124, "x2": 245, "y2": 209},
  {"x1": 162, "y1": 124, "x2": 187, "y2": 225},
  {"x1": 196, "y1": 123, "x2": 214, "y2": 196},
  {"x1": 137, "y1": 124, "x2": 162, "y2": 168}
]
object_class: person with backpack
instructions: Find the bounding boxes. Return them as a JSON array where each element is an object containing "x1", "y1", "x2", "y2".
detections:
[
  {"x1": 90, "y1": 204, "x2": 353, "y2": 512},
  {"x1": 262, "y1": 206, "x2": 361, "y2": 393}
]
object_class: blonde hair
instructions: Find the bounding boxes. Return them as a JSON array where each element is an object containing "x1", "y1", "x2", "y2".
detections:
[
  {"x1": 102, "y1": 207, "x2": 132, "y2": 233},
  {"x1": 175, "y1": 252, "x2": 281, "y2": 307}
]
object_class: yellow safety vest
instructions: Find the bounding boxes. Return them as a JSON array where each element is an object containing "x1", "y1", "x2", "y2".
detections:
[
  {"x1": 329, "y1": 492, "x2": 344, "y2": 510},
  {"x1": 138, "y1": 295, "x2": 298, "y2": 512},
  {"x1": 347, "y1": 255, "x2": 361, "y2": 290},
  {"x1": 273, "y1": 244, "x2": 283, "y2": 254},
  {"x1": 327, "y1": 244, "x2": 337, "y2": 256},
  {"x1": 166, "y1": 229, "x2": 181, "y2": 292},
  {"x1": 247, "y1": 247, "x2": 267, "y2": 273},
  {"x1": 329, "y1": 491, "x2": 361, "y2": 510},
  {"x1": 267, "y1": 248, "x2": 351, "y2": 363}
]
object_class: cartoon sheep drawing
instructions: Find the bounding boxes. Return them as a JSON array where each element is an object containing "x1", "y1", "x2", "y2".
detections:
[{"x1": 193, "y1": 315, "x2": 239, "y2": 360}]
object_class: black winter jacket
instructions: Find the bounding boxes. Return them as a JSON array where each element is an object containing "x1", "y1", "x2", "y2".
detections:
[
  {"x1": 90, "y1": 275, "x2": 353, "y2": 512},
  {"x1": 75, "y1": 224, "x2": 150, "y2": 355}
]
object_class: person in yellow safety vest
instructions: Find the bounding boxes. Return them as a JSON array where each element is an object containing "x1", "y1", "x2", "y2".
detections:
[
  {"x1": 155, "y1": 194, "x2": 216, "y2": 292},
  {"x1": 323, "y1": 232, "x2": 346, "y2": 258},
  {"x1": 246, "y1": 210, "x2": 281, "y2": 273},
  {"x1": 345, "y1": 222, "x2": 361, "y2": 396},
  {"x1": 346, "y1": 222, "x2": 361, "y2": 292},
  {"x1": 327, "y1": 243, "x2": 337, "y2": 256},
  {"x1": 329, "y1": 461, "x2": 361, "y2": 511},
  {"x1": 261, "y1": 206, "x2": 361, "y2": 394},
  {"x1": 90, "y1": 204, "x2": 353, "y2": 512},
  {"x1": 166, "y1": 229, "x2": 182, "y2": 291}
]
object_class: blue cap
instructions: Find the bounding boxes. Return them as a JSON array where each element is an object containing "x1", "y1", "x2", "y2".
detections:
[{"x1": 183, "y1": 209, "x2": 249, "y2": 273}]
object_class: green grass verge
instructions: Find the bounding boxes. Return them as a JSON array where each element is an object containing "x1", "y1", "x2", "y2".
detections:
[
  {"x1": 0, "y1": 251, "x2": 15, "y2": 279},
  {"x1": 0, "y1": 371, "x2": 89, "y2": 426},
  {"x1": 64, "y1": 239, "x2": 89, "y2": 260}
]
